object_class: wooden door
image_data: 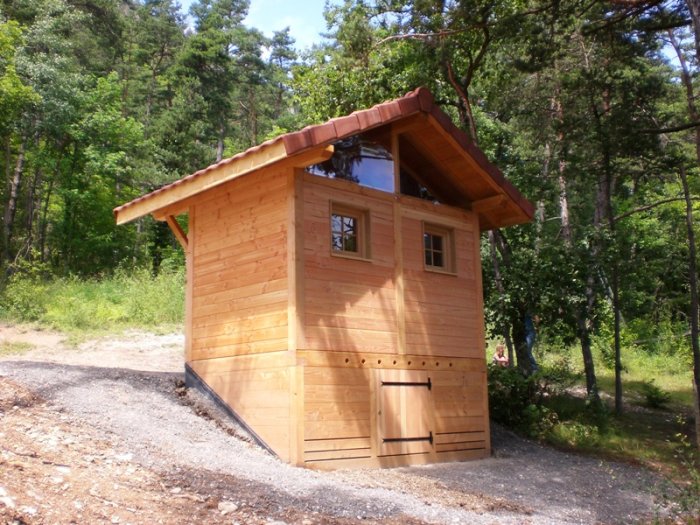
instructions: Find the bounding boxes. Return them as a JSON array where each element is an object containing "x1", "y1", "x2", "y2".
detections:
[{"x1": 376, "y1": 369, "x2": 433, "y2": 456}]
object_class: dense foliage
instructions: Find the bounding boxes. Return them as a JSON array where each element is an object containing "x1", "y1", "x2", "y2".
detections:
[
  {"x1": 1, "y1": 0, "x2": 700, "y2": 443},
  {"x1": 0, "y1": 0, "x2": 301, "y2": 276}
]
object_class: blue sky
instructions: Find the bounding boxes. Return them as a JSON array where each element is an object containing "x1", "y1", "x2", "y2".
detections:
[{"x1": 180, "y1": 0, "x2": 329, "y2": 50}]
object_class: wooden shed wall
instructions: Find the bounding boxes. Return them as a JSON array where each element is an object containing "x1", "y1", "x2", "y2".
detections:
[
  {"x1": 301, "y1": 175, "x2": 397, "y2": 354},
  {"x1": 190, "y1": 167, "x2": 289, "y2": 360},
  {"x1": 298, "y1": 175, "x2": 490, "y2": 468},
  {"x1": 187, "y1": 167, "x2": 293, "y2": 461}
]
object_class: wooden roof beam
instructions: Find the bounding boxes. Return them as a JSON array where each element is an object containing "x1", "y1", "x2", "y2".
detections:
[
  {"x1": 471, "y1": 194, "x2": 507, "y2": 214},
  {"x1": 165, "y1": 215, "x2": 188, "y2": 250}
]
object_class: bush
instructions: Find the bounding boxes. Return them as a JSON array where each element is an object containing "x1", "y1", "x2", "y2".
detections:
[
  {"x1": 0, "y1": 275, "x2": 48, "y2": 321},
  {"x1": 0, "y1": 268, "x2": 185, "y2": 332},
  {"x1": 640, "y1": 380, "x2": 671, "y2": 409},
  {"x1": 487, "y1": 363, "x2": 575, "y2": 438}
]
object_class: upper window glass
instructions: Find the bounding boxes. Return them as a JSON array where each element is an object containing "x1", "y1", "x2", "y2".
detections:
[
  {"x1": 307, "y1": 135, "x2": 394, "y2": 193},
  {"x1": 423, "y1": 223, "x2": 455, "y2": 273}
]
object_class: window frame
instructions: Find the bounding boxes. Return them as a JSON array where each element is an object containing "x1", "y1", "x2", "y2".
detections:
[
  {"x1": 330, "y1": 202, "x2": 371, "y2": 261},
  {"x1": 422, "y1": 222, "x2": 456, "y2": 275}
]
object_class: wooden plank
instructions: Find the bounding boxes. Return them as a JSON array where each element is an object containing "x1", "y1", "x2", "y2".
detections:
[
  {"x1": 116, "y1": 141, "x2": 288, "y2": 224},
  {"x1": 193, "y1": 311, "x2": 288, "y2": 339},
  {"x1": 469, "y1": 212, "x2": 490, "y2": 456},
  {"x1": 304, "y1": 448, "x2": 372, "y2": 462},
  {"x1": 305, "y1": 313, "x2": 397, "y2": 333},
  {"x1": 435, "y1": 441, "x2": 486, "y2": 453},
  {"x1": 193, "y1": 326, "x2": 289, "y2": 349},
  {"x1": 198, "y1": 366, "x2": 290, "y2": 389},
  {"x1": 117, "y1": 144, "x2": 334, "y2": 225},
  {"x1": 297, "y1": 350, "x2": 485, "y2": 371},
  {"x1": 192, "y1": 301, "x2": 286, "y2": 329},
  {"x1": 303, "y1": 447, "x2": 489, "y2": 470},
  {"x1": 193, "y1": 298, "x2": 287, "y2": 323},
  {"x1": 165, "y1": 215, "x2": 188, "y2": 249},
  {"x1": 185, "y1": 209, "x2": 194, "y2": 363},
  {"x1": 304, "y1": 276, "x2": 395, "y2": 299},
  {"x1": 190, "y1": 351, "x2": 293, "y2": 373},
  {"x1": 304, "y1": 436, "x2": 371, "y2": 452},
  {"x1": 433, "y1": 400, "x2": 484, "y2": 417},
  {"x1": 376, "y1": 369, "x2": 433, "y2": 456},
  {"x1": 289, "y1": 169, "x2": 305, "y2": 352},
  {"x1": 193, "y1": 279, "x2": 288, "y2": 309},
  {"x1": 305, "y1": 402, "x2": 370, "y2": 422},
  {"x1": 289, "y1": 364, "x2": 303, "y2": 466},
  {"x1": 195, "y1": 231, "x2": 287, "y2": 267},
  {"x1": 304, "y1": 366, "x2": 370, "y2": 386},
  {"x1": 305, "y1": 419, "x2": 371, "y2": 440},
  {"x1": 395, "y1": 201, "x2": 406, "y2": 356},
  {"x1": 196, "y1": 217, "x2": 287, "y2": 258},
  {"x1": 305, "y1": 384, "x2": 369, "y2": 403},
  {"x1": 434, "y1": 431, "x2": 486, "y2": 445},
  {"x1": 433, "y1": 415, "x2": 485, "y2": 434},
  {"x1": 400, "y1": 206, "x2": 473, "y2": 231},
  {"x1": 190, "y1": 338, "x2": 289, "y2": 360},
  {"x1": 303, "y1": 325, "x2": 396, "y2": 343},
  {"x1": 194, "y1": 256, "x2": 286, "y2": 289}
]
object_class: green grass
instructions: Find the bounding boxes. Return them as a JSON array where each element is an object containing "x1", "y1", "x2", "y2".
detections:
[
  {"x1": 0, "y1": 340, "x2": 33, "y2": 356},
  {"x1": 0, "y1": 268, "x2": 185, "y2": 334},
  {"x1": 487, "y1": 339, "x2": 698, "y2": 502}
]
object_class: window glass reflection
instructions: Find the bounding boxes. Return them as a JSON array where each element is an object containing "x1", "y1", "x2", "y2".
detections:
[{"x1": 307, "y1": 136, "x2": 394, "y2": 192}]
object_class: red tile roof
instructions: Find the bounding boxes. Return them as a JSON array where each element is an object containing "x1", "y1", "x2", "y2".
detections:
[{"x1": 114, "y1": 87, "x2": 534, "y2": 225}]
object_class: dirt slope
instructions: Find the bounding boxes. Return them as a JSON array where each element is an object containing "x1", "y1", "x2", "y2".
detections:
[{"x1": 0, "y1": 324, "x2": 679, "y2": 524}]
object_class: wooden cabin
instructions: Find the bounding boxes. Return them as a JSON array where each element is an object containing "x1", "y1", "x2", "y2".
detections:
[{"x1": 114, "y1": 88, "x2": 533, "y2": 469}]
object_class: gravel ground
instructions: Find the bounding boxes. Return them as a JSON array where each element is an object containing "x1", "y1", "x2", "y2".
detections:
[{"x1": 0, "y1": 327, "x2": 679, "y2": 524}]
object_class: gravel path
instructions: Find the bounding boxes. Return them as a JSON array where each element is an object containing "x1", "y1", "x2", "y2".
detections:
[{"x1": 0, "y1": 329, "x2": 677, "y2": 524}]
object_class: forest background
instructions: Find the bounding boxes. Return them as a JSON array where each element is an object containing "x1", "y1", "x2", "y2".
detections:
[{"x1": 1, "y1": 0, "x2": 700, "y2": 487}]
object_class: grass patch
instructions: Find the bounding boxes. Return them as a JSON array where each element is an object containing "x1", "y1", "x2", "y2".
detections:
[
  {"x1": 0, "y1": 340, "x2": 33, "y2": 356},
  {"x1": 488, "y1": 341, "x2": 698, "y2": 515},
  {"x1": 0, "y1": 268, "x2": 185, "y2": 334}
]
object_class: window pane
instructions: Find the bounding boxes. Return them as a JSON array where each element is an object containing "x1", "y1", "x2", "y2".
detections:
[
  {"x1": 307, "y1": 136, "x2": 394, "y2": 193},
  {"x1": 343, "y1": 216, "x2": 356, "y2": 236},
  {"x1": 432, "y1": 235, "x2": 443, "y2": 252},
  {"x1": 433, "y1": 251, "x2": 443, "y2": 267},
  {"x1": 331, "y1": 214, "x2": 342, "y2": 233},
  {"x1": 424, "y1": 233, "x2": 431, "y2": 250},
  {"x1": 331, "y1": 232, "x2": 343, "y2": 251},
  {"x1": 424, "y1": 251, "x2": 432, "y2": 266},
  {"x1": 344, "y1": 234, "x2": 357, "y2": 252}
]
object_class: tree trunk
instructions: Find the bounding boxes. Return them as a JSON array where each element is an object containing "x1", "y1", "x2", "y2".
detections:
[
  {"x1": 488, "y1": 230, "x2": 515, "y2": 365},
  {"x1": 680, "y1": 165, "x2": 700, "y2": 449},
  {"x1": 216, "y1": 122, "x2": 225, "y2": 162},
  {"x1": 554, "y1": 89, "x2": 600, "y2": 401},
  {"x1": 670, "y1": 24, "x2": 700, "y2": 446},
  {"x1": 3, "y1": 139, "x2": 26, "y2": 263}
]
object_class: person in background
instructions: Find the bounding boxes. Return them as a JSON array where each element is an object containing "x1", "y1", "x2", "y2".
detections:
[{"x1": 492, "y1": 343, "x2": 509, "y2": 367}]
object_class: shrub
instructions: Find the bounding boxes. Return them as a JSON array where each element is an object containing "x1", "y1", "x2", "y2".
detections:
[
  {"x1": 0, "y1": 275, "x2": 48, "y2": 321},
  {"x1": 640, "y1": 380, "x2": 671, "y2": 409},
  {"x1": 487, "y1": 363, "x2": 576, "y2": 438},
  {"x1": 0, "y1": 268, "x2": 184, "y2": 332}
]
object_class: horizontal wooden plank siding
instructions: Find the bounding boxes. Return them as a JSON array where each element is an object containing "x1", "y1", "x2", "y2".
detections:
[
  {"x1": 401, "y1": 209, "x2": 483, "y2": 358},
  {"x1": 302, "y1": 178, "x2": 397, "y2": 353},
  {"x1": 190, "y1": 356, "x2": 292, "y2": 461},
  {"x1": 303, "y1": 365, "x2": 372, "y2": 463},
  {"x1": 190, "y1": 169, "x2": 289, "y2": 361}
]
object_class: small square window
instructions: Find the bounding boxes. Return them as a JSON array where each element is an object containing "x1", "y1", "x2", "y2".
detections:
[
  {"x1": 330, "y1": 203, "x2": 370, "y2": 259},
  {"x1": 423, "y1": 223, "x2": 454, "y2": 273}
]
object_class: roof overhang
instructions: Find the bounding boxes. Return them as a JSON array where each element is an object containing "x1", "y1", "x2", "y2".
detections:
[{"x1": 114, "y1": 87, "x2": 534, "y2": 230}]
